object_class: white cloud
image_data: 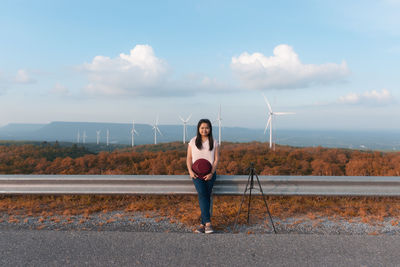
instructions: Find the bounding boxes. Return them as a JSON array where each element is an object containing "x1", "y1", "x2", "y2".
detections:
[
  {"x1": 50, "y1": 82, "x2": 70, "y2": 95},
  {"x1": 80, "y1": 44, "x2": 169, "y2": 96},
  {"x1": 231, "y1": 44, "x2": 350, "y2": 90},
  {"x1": 338, "y1": 89, "x2": 394, "y2": 105},
  {"x1": 1, "y1": 69, "x2": 37, "y2": 93},
  {"x1": 14, "y1": 69, "x2": 36, "y2": 84},
  {"x1": 79, "y1": 44, "x2": 233, "y2": 97}
]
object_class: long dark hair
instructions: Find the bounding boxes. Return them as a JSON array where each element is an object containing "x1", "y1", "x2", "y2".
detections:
[{"x1": 195, "y1": 119, "x2": 214, "y2": 151}]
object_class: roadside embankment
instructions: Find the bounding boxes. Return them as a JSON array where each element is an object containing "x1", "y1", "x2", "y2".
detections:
[{"x1": 1, "y1": 195, "x2": 400, "y2": 234}]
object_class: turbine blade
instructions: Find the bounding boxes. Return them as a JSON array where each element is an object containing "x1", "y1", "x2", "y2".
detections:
[
  {"x1": 157, "y1": 127, "x2": 162, "y2": 136},
  {"x1": 187, "y1": 114, "x2": 192, "y2": 121},
  {"x1": 262, "y1": 93, "x2": 273, "y2": 113},
  {"x1": 274, "y1": 112, "x2": 295, "y2": 115},
  {"x1": 264, "y1": 116, "x2": 271, "y2": 134},
  {"x1": 179, "y1": 115, "x2": 184, "y2": 122}
]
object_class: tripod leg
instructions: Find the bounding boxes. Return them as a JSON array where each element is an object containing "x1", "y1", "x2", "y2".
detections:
[
  {"x1": 233, "y1": 173, "x2": 251, "y2": 232},
  {"x1": 255, "y1": 173, "x2": 277, "y2": 234},
  {"x1": 247, "y1": 181, "x2": 252, "y2": 224}
]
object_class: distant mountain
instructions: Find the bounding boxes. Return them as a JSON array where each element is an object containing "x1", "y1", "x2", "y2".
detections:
[
  {"x1": 0, "y1": 121, "x2": 399, "y2": 151},
  {"x1": 271, "y1": 129, "x2": 400, "y2": 151},
  {"x1": 0, "y1": 123, "x2": 46, "y2": 137},
  {"x1": 0, "y1": 121, "x2": 269, "y2": 145},
  {"x1": 0, "y1": 121, "x2": 207, "y2": 145}
]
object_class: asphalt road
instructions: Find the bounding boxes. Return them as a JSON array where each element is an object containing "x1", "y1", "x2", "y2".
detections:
[{"x1": 1, "y1": 230, "x2": 400, "y2": 266}]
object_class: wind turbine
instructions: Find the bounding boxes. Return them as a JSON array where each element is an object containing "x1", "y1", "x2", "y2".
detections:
[
  {"x1": 263, "y1": 94, "x2": 295, "y2": 150},
  {"x1": 179, "y1": 114, "x2": 192, "y2": 144},
  {"x1": 131, "y1": 120, "x2": 139, "y2": 147},
  {"x1": 82, "y1": 130, "x2": 87, "y2": 144},
  {"x1": 152, "y1": 116, "x2": 162, "y2": 145},
  {"x1": 106, "y1": 129, "x2": 110, "y2": 146},
  {"x1": 96, "y1": 130, "x2": 101, "y2": 145},
  {"x1": 77, "y1": 130, "x2": 80, "y2": 144},
  {"x1": 216, "y1": 104, "x2": 222, "y2": 146}
]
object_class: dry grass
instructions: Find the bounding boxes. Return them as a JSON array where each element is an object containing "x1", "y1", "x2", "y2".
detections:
[{"x1": 1, "y1": 195, "x2": 400, "y2": 230}]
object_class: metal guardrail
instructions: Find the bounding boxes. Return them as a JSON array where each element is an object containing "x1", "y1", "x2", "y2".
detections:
[{"x1": 1, "y1": 175, "x2": 400, "y2": 196}]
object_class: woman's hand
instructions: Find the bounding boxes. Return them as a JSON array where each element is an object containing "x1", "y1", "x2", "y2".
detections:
[
  {"x1": 189, "y1": 171, "x2": 198, "y2": 179},
  {"x1": 203, "y1": 173, "x2": 213, "y2": 181}
]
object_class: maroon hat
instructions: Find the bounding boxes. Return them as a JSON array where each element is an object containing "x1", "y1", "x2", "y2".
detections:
[{"x1": 192, "y1": 159, "x2": 212, "y2": 180}]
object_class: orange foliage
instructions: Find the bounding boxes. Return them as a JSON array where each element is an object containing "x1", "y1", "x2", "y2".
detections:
[{"x1": 1, "y1": 142, "x2": 399, "y2": 176}]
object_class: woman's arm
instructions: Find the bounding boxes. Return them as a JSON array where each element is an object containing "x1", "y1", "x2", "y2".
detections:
[
  {"x1": 186, "y1": 144, "x2": 198, "y2": 179},
  {"x1": 204, "y1": 144, "x2": 219, "y2": 181},
  {"x1": 211, "y1": 144, "x2": 219, "y2": 174}
]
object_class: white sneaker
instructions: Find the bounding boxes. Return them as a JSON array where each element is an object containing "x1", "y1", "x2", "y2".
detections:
[{"x1": 205, "y1": 225, "x2": 214, "y2": 234}]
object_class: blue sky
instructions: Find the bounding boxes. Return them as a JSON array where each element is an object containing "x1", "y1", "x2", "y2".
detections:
[{"x1": 1, "y1": 0, "x2": 399, "y2": 130}]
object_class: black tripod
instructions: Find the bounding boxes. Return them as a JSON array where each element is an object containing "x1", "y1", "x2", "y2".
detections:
[{"x1": 233, "y1": 163, "x2": 277, "y2": 233}]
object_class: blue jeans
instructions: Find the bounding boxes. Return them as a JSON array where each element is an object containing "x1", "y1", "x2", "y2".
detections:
[{"x1": 192, "y1": 172, "x2": 217, "y2": 225}]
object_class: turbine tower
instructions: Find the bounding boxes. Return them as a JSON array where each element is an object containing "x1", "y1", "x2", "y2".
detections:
[
  {"x1": 131, "y1": 120, "x2": 139, "y2": 147},
  {"x1": 179, "y1": 114, "x2": 192, "y2": 144},
  {"x1": 82, "y1": 130, "x2": 87, "y2": 144},
  {"x1": 263, "y1": 94, "x2": 295, "y2": 150},
  {"x1": 77, "y1": 130, "x2": 80, "y2": 144},
  {"x1": 152, "y1": 116, "x2": 162, "y2": 145},
  {"x1": 106, "y1": 129, "x2": 110, "y2": 146},
  {"x1": 96, "y1": 130, "x2": 101, "y2": 145},
  {"x1": 216, "y1": 105, "x2": 222, "y2": 146}
]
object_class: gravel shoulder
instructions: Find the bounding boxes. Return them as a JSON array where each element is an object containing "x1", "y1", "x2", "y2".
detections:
[{"x1": 2, "y1": 211, "x2": 400, "y2": 235}]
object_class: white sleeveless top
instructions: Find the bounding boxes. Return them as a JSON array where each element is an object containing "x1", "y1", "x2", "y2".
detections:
[{"x1": 189, "y1": 137, "x2": 218, "y2": 164}]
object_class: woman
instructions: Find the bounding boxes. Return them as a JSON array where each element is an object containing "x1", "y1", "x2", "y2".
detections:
[{"x1": 187, "y1": 119, "x2": 219, "y2": 234}]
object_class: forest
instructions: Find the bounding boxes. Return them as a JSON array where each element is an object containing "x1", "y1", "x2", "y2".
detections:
[{"x1": 0, "y1": 141, "x2": 399, "y2": 176}]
